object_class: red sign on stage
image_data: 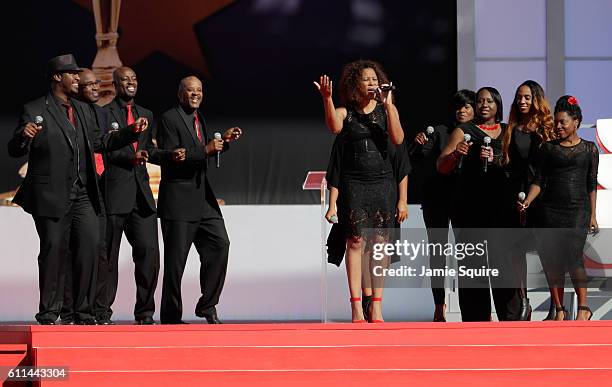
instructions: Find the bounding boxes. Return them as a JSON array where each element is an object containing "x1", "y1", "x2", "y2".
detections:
[{"x1": 302, "y1": 171, "x2": 326, "y2": 190}]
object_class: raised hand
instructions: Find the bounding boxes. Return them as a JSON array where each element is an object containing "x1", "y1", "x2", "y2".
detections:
[
  {"x1": 132, "y1": 117, "x2": 149, "y2": 133},
  {"x1": 314, "y1": 75, "x2": 333, "y2": 99},
  {"x1": 223, "y1": 127, "x2": 242, "y2": 142}
]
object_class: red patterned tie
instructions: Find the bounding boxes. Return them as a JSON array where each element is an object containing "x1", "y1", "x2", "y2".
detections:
[
  {"x1": 65, "y1": 103, "x2": 104, "y2": 175},
  {"x1": 194, "y1": 113, "x2": 202, "y2": 142},
  {"x1": 62, "y1": 103, "x2": 76, "y2": 127},
  {"x1": 127, "y1": 104, "x2": 137, "y2": 151}
]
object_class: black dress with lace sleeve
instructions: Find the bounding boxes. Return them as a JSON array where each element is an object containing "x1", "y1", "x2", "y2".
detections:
[
  {"x1": 534, "y1": 139, "x2": 599, "y2": 275},
  {"x1": 534, "y1": 139, "x2": 598, "y2": 229},
  {"x1": 335, "y1": 103, "x2": 398, "y2": 238}
]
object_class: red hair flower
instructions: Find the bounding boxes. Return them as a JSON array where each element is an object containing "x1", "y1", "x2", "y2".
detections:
[{"x1": 568, "y1": 96, "x2": 579, "y2": 105}]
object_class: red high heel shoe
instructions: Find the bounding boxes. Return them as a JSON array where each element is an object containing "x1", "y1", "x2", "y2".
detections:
[
  {"x1": 350, "y1": 297, "x2": 366, "y2": 323},
  {"x1": 369, "y1": 297, "x2": 384, "y2": 323}
]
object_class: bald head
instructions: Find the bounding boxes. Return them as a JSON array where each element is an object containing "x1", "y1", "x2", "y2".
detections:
[
  {"x1": 77, "y1": 68, "x2": 100, "y2": 103},
  {"x1": 178, "y1": 76, "x2": 203, "y2": 110},
  {"x1": 113, "y1": 66, "x2": 137, "y2": 102}
]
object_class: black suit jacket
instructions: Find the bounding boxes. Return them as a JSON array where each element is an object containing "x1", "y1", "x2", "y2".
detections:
[
  {"x1": 7, "y1": 93, "x2": 139, "y2": 218},
  {"x1": 156, "y1": 106, "x2": 227, "y2": 221},
  {"x1": 100, "y1": 99, "x2": 158, "y2": 215}
]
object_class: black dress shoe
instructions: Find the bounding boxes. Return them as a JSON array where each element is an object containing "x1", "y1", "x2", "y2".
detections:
[
  {"x1": 97, "y1": 318, "x2": 116, "y2": 325},
  {"x1": 76, "y1": 318, "x2": 98, "y2": 325},
  {"x1": 38, "y1": 319, "x2": 57, "y2": 325},
  {"x1": 195, "y1": 306, "x2": 222, "y2": 324},
  {"x1": 161, "y1": 320, "x2": 189, "y2": 325},
  {"x1": 136, "y1": 316, "x2": 155, "y2": 325},
  {"x1": 60, "y1": 318, "x2": 75, "y2": 325}
]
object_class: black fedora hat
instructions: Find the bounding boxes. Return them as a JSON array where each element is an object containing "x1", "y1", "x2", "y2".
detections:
[{"x1": 46, "y1": 54, "x2": 82, "y2": 75}]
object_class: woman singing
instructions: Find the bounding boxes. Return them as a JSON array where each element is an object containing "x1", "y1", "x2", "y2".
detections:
[
  {"x1": 315, "y1": 59, "x2": 405, "y2": 323},
  {"x1": 520, "y1": 95, "x2": 598, "y2": 321},
  {"x1": 501, "y1": 80, "x2": 554, "y2": 320},
  {"x1": 437, "y1": 87, "x2": 519, "y2": 321},
  {"x1": 409, "y1": 89, "x2": 475, "y2": 322}
]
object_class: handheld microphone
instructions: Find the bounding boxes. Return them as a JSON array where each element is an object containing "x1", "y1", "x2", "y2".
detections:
[
  {"x1": 214, "y1": 132, "x2": 222, "y2": 168},
  {"x1": 111, "y1": 122, "x2": 120, "y2": 130},
  {"x1": 378, "y1": 84, "x2": 396, "y2": 92},
  {"x1": 425, "y1": 126, "x2": 434, "y2": 141},
  {"x1": 22, "y1": 116, "x2": 43, "y2": 148},
  {"x1": 456, "y1": 133, "x2": 471, "y2": 170},
  {"x1": 483, "y1": 136, "x2": 492, "y2": 173},
  {"x1": 518, "y1": 192, "x2": 527, "y2": 226}
]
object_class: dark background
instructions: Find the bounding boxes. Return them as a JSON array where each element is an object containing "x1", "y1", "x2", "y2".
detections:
[{"x1": 1, "y1": 0, "x2": 457, "y2": 204}]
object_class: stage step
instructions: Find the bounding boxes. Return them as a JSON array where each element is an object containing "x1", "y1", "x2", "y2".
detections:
[
  {"x1": 2, "y1": 322, "x2": 612, "y2": 386},
  {"x1": 0, "y1": 344, "x2": 28, "y2": 384}
]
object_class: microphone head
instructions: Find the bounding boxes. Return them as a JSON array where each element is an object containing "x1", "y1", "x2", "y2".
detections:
[
  {"x1": 379, "y1": 84, "x2": 396, "y2": 92},
  {"x1": 484, "y1": 136, "x2": 491, "y2": 145},
  {"x1": 518, "y1": 192, "x2": 526, "y2": 201},
  {"x1": 34, "y1": 115, "x2": 43, "y2": 125},
  {"x1": 111, "y1": 122, "x2": 120, "y2": 130},
  {"x1": 463, "y1": 134, "x2": 471, "y2": 142},
  {"x1": 426, "y1": 126, "x2": 434, "y2": 135},
  {"x1": 214, "y1": 132, "x2": 222, "y2": 140}
]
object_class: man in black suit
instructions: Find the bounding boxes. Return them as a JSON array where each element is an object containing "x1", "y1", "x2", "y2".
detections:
[
  {"x1": 59, "y1": 68, "x2": 108, "y2": 325},
  {"x1": 157, "y1": 76, "x2": 242, "y2": 324},
  {"x1": 95, "y1": 66, "x2": 160, "y2": 325},
  {"x1": 7, "y1": 54, "x2": 148, "y2": 325}
]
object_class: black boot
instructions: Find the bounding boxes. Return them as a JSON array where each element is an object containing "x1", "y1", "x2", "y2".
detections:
[{"x1": 519, "y1": 298, "x2": 532, "y2": 321}]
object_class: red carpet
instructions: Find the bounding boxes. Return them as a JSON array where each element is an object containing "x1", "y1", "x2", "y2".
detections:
[{"x1": 2, "y1": 321, "x2": 612, "y2": 386}]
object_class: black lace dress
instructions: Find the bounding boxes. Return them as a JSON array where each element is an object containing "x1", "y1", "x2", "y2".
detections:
[
  {"x1": 332, "y1": 103, "x2": 397, "y2": 239},
  {"x1": 534, "y1": 139, "x2": 599, "y2": 276}
]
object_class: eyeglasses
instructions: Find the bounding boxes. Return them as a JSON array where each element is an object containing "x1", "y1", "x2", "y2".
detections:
[{"x1": 80, "y1": 80, "x2": 102, "y2": 88}]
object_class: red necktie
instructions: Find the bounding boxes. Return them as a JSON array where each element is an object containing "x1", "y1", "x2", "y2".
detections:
[
  {"x1": 127, "y1": 104, "x2": 137, "y2": 151},
  {"x1": 62, "y1": 103, "x2": 76, "y2": 127},
  {"x1": 194, "y1": 113, "x2": 202, "y2": 142},
  {"x1": 65, "y1": 103, "x2": 104, "y2": 175}
]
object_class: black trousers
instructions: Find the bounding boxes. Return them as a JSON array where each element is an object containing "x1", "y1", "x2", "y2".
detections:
[
  {"x1": 94, "y1": 192, "x2": 160, "y2": 320},
  {"x1": 456, "y1": 229, "x2": 522, "y2": 321},
  {"x1": 60, "y1": 211, "x2": 106, "y2": 322},
  {"x1": 422, "y1": 203, "x2": 453, "y2": 306},
  {"x1": 33, "y1": 188, "x2": 99, "y2": 323},
  {"x1": 160, "y1": 212, "x2": 230, "y2": 323}
]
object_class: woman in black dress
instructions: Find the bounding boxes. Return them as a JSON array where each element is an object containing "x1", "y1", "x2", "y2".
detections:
[
  {"x1": 409, "y1": 89, "x2": 475, "y2": 322},
  {"x1": 437, "y1": 87, "x2": 520, "y2": 321},
  {"x1": 520, "y1": 95, "x2": 598, "y2": 321},
  {"x1": 325, "y1": 137, "x2": 410, "y2": 322},
  {"x1": 501, "y1": 80, "x2": 555, "y2": 320},
  {"x1": 315, "y1": 60, "x2": 405, "y2": 323}
]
